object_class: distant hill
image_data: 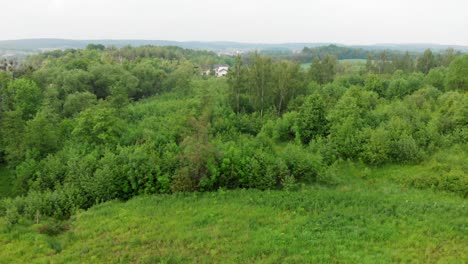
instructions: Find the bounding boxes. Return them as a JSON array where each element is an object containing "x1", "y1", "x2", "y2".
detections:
[
  {"x1": 0, "y1": 39, "x2": 331, "y2": 53},
  {"x1": 1, "y1": 38, "x2": 467, "y2": 56},
  {"x1": 355, "y1": 43, "x2": 468, "y2": 52}
]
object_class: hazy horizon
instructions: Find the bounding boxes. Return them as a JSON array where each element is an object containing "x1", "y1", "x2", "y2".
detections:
[
  {"x1": 2, "y1": 38, "x2": 468, "y2": 47},
  {"x1": 1, "y1": 0, "x2": 467, "y2": 45}
]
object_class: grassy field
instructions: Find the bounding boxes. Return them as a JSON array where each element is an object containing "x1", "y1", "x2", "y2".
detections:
[
  {"x1": 300, "y1": 59, "x2": 367, "y2": 70},
  {"x1": 0, "y1": 163, "x2": 466, "y2": 264}
]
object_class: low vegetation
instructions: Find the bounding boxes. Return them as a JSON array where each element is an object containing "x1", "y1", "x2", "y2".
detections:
[
  {"x1": 0, "y1": 163, "x2": 466, "y2": 263},
  {"x1": 0, "y1": 44, "x2": 466, "y2": 262}
]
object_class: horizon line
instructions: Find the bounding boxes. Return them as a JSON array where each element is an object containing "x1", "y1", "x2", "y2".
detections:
[{"x1": 1, "y1": 38, "x2": 468, "y2": 47}]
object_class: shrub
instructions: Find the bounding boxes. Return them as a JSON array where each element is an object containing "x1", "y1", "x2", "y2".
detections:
[
  {"x1": 281, "y1": 175, "x2": 299, "y2": 192},
  {"x1": 171, "y1": 167, "x2": 196, "y2": 193},
  {"x1": 37, "y1": 219, "x2": 69, "y2": 236},
  {"x1": 281, "y1": 144, "x2": 323, "y2": 183}
]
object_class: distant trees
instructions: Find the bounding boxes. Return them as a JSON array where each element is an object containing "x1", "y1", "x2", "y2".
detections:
[
  {"x1": 248, "y1": 53, "x2": 273, "y2": 117},
  {"x1": 226, "y1": 53, "x2": 307, "y2": 116},
  {"x1": 300, "y1": 44, "x2": 401, "y2": 63},
  {"x1": 86, "y1": 43, "x2": 105, "y2": 51},
  {"x1": 392, "y1": 52, "x2": 414, "y2": 73},
  {"x1": 273, "y1": 61, "x2": 303, "y2": 115},
  {"x1": 227, "y1": 55, "x2": 247, "y2": 114},
  {"x1": 417, "y1": 49, "x2": 436, "y2": 74},
  {"x1": 308, "y1": 55, "x2": 337, "y2": 84}
]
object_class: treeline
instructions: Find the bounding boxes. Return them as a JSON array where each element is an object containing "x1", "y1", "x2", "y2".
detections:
[
  {"x1": 365, "y1": 48, "x2": 461, "y2": 74},
  {"x1": 0, "y1": 45, "x2": 466, "y2": 223},
  {"x1": 301, "y1": 45, "x2": 389, "y2": 61},
  {"x1": 263, "y1": 45, "x2": 462, "y2": 67}
]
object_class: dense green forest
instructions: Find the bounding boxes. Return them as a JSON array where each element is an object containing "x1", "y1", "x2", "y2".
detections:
[
  {"x1": 0, "y1": 44, "x2": 467, "y2": 261},
  {"x1": 0, "y1": 44, "x2": 467, "y2": 218}
]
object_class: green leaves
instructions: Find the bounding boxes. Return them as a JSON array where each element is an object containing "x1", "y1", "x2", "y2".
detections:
[
  {"x1": 72, "y1": 104, "x2": 125, "y2": 146},
  {"x1": 445, "y1": 54, "x2": 468, "y2": 91},
  {"x1": 4, "y1": 78, "x2": 42, "y2": 119},
  {"x1": 308, "y1": 55, "x2": 337, "y2": 85}
]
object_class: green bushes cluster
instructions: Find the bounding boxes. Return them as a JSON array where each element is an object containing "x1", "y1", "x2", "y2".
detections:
[
  {"x1": 396, "y1": 145, "x2": 468, "y2": 197},
  {"x1": 0, "y1": 47, "x2": 466, "y2": 222}
]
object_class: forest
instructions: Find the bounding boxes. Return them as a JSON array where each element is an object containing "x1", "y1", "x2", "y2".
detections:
[{"x1": 0, "y1": 44, "x2": 467, "y2": 262}]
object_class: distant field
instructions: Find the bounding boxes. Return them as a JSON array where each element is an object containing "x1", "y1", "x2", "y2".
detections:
[
  {"x1": 300, "y1": 59, "x2": 366, "y2": 70},
  {"x1": 339, "y1": 58, "x2": 367, "y2": 63},
  {"x1": 300, "y1": 63, "x2": 311, "y2": 70},
  {"x1": 1, "y1": 163, "x2": 466, "y2": 263}
]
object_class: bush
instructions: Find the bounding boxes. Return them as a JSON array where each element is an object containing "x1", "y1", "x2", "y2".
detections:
[
  {"x1": 361, "y1": 127, "x2": 391, "y2": 165},
  {"x1": 171, "y1": 168, "x2": 196, "y2": 192},
  {"x1": 391, "y1": 133, "x2": 422, "y2": 164},
  {"x1": 4, "y1": 203, "x2": 20, "y2": 226},
  {"x1": 280, "y1": 144, "x2": 323, "y2": 183},
  {"x1": 37, "y1": 219, "x2": 69, "y2": 236},
  {"x1": 281, "y1": 175, "x2": 299, "y2": 191},
  {"x1": 399, "y1": 146, "x2": 468, "y2": 197},
  {"x1": 0, "y1": 185, "x2": 86, "y2": 223}
]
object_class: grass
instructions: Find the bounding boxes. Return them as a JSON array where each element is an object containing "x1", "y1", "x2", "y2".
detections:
[
  {"x1": 0, "y1": 164, "x2": 466, "y2": 263},
  {"x1": 300, "y1": 59, "x2": 367, "y2": 70}
]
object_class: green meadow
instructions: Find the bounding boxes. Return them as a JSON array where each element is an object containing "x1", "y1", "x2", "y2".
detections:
[{"x1": 1, "y1": 161, "x2": 466, "y2": 264}]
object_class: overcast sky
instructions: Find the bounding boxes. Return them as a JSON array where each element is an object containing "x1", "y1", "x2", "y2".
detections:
[{"x1": 1, "y1": 0, "x2": 467, "y2": 45}]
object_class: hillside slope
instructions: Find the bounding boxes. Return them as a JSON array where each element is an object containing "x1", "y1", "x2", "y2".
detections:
[{"x1": 1, "y1": 167, "x2": 466, "y2": 264}]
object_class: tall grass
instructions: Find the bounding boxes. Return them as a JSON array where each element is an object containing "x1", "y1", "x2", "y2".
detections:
[{"x1": 0, "y1": 166, "x2": 466, "y2": 263}]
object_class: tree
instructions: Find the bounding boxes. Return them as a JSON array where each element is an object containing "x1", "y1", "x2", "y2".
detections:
[
  {"x1": 248, "y1": 53, "x2": 273, "y2": 117},
  {"x1": 227, "y1": 55, "x2": 247, "y2": 114},
  {"x1": 327, "y1": 86, "x2": 378, "y2": 159},
  {"x1": 445, "y1": 54, "x2": 468, "y2": 91},
  {"x1": 163, "y1": 60, "x2": 195, "y2": 95},
  {"x1": 376, "y1": 51, "x2": 393, "y2": 74},
  {"x1": 23, "y1": 108, "x2": 61, "y2": 158},
  {"x1": 0, "y1": 71, "x2": 12, "y2": 112},
  {"x1": 86, "y1": 43, "x2": 105, "y2": 51},
  {"x1": 417, "y1": 49, "x2": 436, "y2": 74},
  {"x1": 297, "y1": 94, "x2": 328, "y2": 144},
  {"x1": 4, "y1": 78, "x2": 42, "y2": 120},
  {"x1": 173, "y1": 111, "x2": 219, "y2": 192},
  {"x1": 72, "y1": 104, "x2": 125, "y2": 146},
  {"x1": 272, "y1": 61, "x2": 303, "y2": 115},
  {"x1": 366, "y1": 54, "x2": 375, "y2": 73},
  {"x1": 364, "y1": 74, "x2": 387, "y2": 97},
  {"x1": 61, "y1": 69, "x2": 93, "y2": 96},
  {"x1": 89, "y1": 64, "x2": 139, "y2": 99},
  {"x1": 131, "y1": 60, "x2": 166, "y2": 98},
  {"x1": 0, "y1": 110, "x2": 26, "y2": 164},
  {"x1": 439, "y1": 48, "x2": 459, "y2": 67},
  {"x1": 309, "y1": 55, "x2": 337, "y2": 84},
  {"x1": 63, "y1": 92, "x2": 98, "y2": 117},
  {"x1": 393, "y1": 52, "x2": 414, "y2": 73}
]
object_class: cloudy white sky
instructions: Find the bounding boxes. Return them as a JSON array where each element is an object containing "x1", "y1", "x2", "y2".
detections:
[{"x1": 1, "y1": 0, "x2": 467, "y2": 44}]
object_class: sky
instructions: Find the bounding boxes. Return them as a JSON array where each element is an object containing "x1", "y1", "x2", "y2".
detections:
[{"x1": 1, "y1": 0, "x2": 467, "y2": 45}]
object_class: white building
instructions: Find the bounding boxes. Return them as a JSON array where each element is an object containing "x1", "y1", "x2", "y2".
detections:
[{"x1": 215, "y1": 65, "x2": 229, "y2": 77}]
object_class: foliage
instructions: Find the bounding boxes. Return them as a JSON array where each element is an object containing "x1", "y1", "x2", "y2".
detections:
[
  {"x1": 445, "y1": 54, "x2": 468, "y2": 91},
  {"x1": 0, "y1": 170, "x2": 467, "y2": 263},
  {"x1": 0, "y1": 45, "x2": 466, "y2": 226}
]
